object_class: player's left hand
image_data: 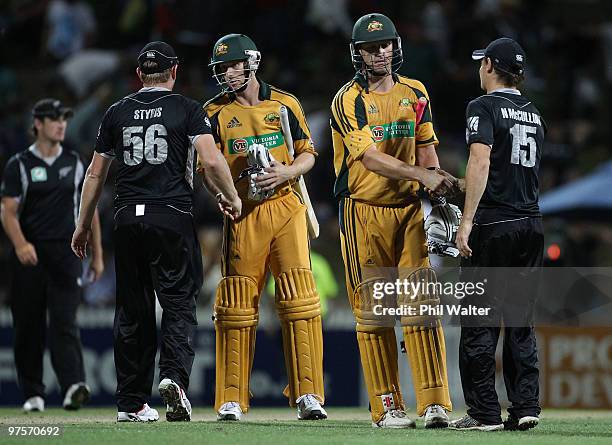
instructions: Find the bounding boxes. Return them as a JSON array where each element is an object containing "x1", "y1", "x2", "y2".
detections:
[
  {"x1": 456, "y1": 220, "x2": 473, "y2": 258},
  {"x1": 88, "y1": 255, "x2": 105, "y2": 282},
  {"x1": 71, "y1": 225, "x2": 91, "y2": 260},
  {"x1": 255, "y1": 161, "x2": 295, "y2": 192}
]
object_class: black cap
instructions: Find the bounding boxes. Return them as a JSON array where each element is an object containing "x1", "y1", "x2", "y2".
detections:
[
  {"x1": 472, "y1": 37, "x2": 526, "y2": 76},
  {"x1": 137, "y1": 41, "x2": 178, "y2": 74},
  {"x1": 32, "y1": 98, "x2": 73, "y2": 120}
]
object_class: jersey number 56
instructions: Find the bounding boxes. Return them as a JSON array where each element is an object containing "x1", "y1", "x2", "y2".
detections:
[{"x1": 122, "y1": 124, "x2": 168, "y2": 166}]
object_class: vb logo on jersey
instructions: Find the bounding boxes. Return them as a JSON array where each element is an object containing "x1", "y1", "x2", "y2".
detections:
[
  {"x1": 228, "y1": 132, "x2": 284, "y2": 154},
  {"x1": 372, "y1": 125, "x2": 385, "y2": 142},
  {"x1": 367, "y1": 21, "x2": 383, "y2": 32},
  {"x1": 232, "y1": 138, "x2": 248, "y2": 153},
  {"x1": 30, "y1": 166, "x2": 47, "y2": 182},
  {"x1": 264, "y1": 112, "x2": 280, "y2": 124}
]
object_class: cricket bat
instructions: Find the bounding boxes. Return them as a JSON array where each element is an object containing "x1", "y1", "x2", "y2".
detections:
[{"x1": 279, "y1": 105, "x2": 320, "y2": 239}]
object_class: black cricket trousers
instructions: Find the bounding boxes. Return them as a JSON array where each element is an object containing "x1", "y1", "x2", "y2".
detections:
[
  {"x1": 459, "y1": 217, "x2": 543, "y2": 425},
  {"x1": 10, "y1": 241, "x2": 85, "y2": 400},
  {"x1": 113, "y1": 206, "x2": 203, "y2": 412}
]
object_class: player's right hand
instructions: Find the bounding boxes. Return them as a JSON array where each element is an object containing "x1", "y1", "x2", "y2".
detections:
[
  {"x1": 218, "y1": 194, "x2": 242, "y2": 221},
  {"x1": 436, "y1": 168, "x2": 465, "y2": 196},
  {"x1": 71, "y1": 225, "x2": 91, "y2": 260},
  {"x1": 420, "y1": 169, "x2": 453, "y2": 196},
  {"x1": 15, "y1": 242, "x2": 38, "y2": 266}
]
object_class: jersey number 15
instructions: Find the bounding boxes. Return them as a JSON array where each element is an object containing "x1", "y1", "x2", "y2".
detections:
[
  {"x1": 509, "y1": 123, "x2": 537, "y2": 167},
  {"x1": 122, "y1": 125, "x2": 168, "y2": 166}
]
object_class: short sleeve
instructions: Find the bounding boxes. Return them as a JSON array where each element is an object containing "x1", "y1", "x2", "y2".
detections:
[
  {"x1": 0, "y1": 156, "x2": 23, "y2": 198},
  {"x1": 206, "y1": 110, "x2": 221, "y2": 145},
  {"x1": 410, "y1": 81, "x2": 439, "y2": 147},
  {"x1": 187, "y1": 100, "x2": 212, "y2": 137},
  {"x1": 195, "y1": 107, "x2": 222, "y2": 175},
  {"x1": 330, "y1": 88, "x2": 374, "y2": 160},
  {"x1": 284, "y1": 96, "x2": 316, "y2": 156},
  {"x1": 94, "y1": 105, "x2": 117, "y2": 158},
  {"x1": 465, "y1": 99, "x2": 494, "y2": 147}
]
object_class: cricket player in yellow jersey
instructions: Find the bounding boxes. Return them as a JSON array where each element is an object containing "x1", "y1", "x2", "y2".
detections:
[
  {"x1": 331, "y1": 13, "x2": 455, "y2": 428},
  {"x1": 197, "y1": 34, "x2": 325, "y2": 421}
]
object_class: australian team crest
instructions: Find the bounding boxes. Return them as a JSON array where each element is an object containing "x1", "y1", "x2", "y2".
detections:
[
  {"x1": 367, "y1": 21, "x2": 383, "y2": 32},
  {"x1": 215, "y1": 42, "x2": 228, "y2": 56},
  {"x1": 399, "y1": 98, "x2": 412, "y2": 108},
  {"x1": 264, "y1": 112, "x2": 280, "y2": 124}
]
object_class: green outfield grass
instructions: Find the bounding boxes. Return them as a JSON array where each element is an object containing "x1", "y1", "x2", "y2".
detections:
[{"x1": 0, "y1": 407, "x2": 610, "y2": 445}]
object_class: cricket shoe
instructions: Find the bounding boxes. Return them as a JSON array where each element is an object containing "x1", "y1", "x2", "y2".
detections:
[
  {"x1": 63, "y1": 382, "x2": 91, "y2": 410},
  {"x1": 158, "y1": 378, "x2": 191, "y2": 422},
  {"x1": 23, "y1": 396, "x2": 45, "y2": 413},
  {"x1": 504, "y1": 415, "x2": 539, "y2": 431},
  {"x1": 372, "y1": 409, "x2": 416, "y2": 428},
  {"x1": 424, "y1": 404, "x2": 449, "y2": 428},
  {"x1": 117, "y1": 404, "x2": 159, "y2": 422},
  {"x1": 217, "y1": 402, "x2": 243, "y2": 421},
  {"x1": 296, "y1": 394, "x2": 327, "y2": 420},
  {"x1": 449, "y1": 414, "x2": 503, "y2": 431}
]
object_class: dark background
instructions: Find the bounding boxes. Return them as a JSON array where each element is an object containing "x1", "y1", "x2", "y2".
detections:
[{"x1": 1, "y1": 0, "x2": 612, "y2": 309}]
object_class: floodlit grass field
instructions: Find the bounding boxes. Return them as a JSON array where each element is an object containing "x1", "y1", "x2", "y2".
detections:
[{"x1": 0, "y1": 407, "x2": 610, "y2": 445}]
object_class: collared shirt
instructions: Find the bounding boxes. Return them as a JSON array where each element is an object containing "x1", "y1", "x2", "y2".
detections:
[
  {"x1": 94, "y1": 87, "x2": 211, "y2": 212},
  {"x1": 1, "y1": 144, "x2": 85, "y2": 241},
  {"x1": 198, "y1": 78, "x2": 316, "y2": 201},
  {"x1": 330, "y1": 73, "x2": 438, "y2": 206},
  {"x1": 465, "y1": 89, "x2": 547, "y2": 224}
]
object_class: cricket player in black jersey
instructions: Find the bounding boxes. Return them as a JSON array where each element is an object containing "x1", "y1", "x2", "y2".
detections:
[
  {"x1": 449, "y1": 38, "x2": 545, "y2": 431},
  {"x1": 71, "y1": 41, "x2": 240, "y2": 422},
  {"x1": 1, "y1": 98, "x2": 104, "y2": 412}
]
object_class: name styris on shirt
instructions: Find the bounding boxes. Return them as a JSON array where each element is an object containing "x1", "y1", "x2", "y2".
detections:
[
  {"x1": 500, "y1": 108, "x2": 542, "y2": 126},
  {"x1": 134, "y1": 107, "x2": 163, "y2": 120}
]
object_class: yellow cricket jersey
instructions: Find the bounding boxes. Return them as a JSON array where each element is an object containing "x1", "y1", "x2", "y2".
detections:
[
  {"x1": 197, "y1": 79, "x2": 315, "y2": 201},
  {"x1": 331, "y1": 74, "x2": 439, "y2": 206}
]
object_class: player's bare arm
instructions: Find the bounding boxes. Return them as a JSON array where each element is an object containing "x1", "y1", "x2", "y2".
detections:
[
  {"x1": 71, "y1": 152, "x2": 112, "y2": 259},
  {"x1": 416, "y1": 146, "x2": 466, "y2": 196},
  {"x1": 0, "y1": 197, "x2": 38, "y2": 266},
  {"x1": 415, "y1": 144, "x2": 440, "y2": 169},
  {"x1": 456, "y1": 142, "x2": 491, "y2": 258},
  {"x1": 361, "y1": 146, "x2": 452, "y2": 194},
  {"x1": 195, "y1": 133, "x2": 241, "y2": 220},
  {"x1": 256, "y1": 152, "x2": 315, "y2": 192},
  {"x1": 88, "y1": 209, "x2": 104, "y2": 281}
]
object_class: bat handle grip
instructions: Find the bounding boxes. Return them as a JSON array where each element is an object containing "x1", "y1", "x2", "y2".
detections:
[{"x1": 414, "y1": 97, "x2": 427, "y2": 126}]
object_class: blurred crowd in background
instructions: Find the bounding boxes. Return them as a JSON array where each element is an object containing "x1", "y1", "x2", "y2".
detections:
[{"x1": 1, "y1": 0, "x2": 612, "y2": 311}]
